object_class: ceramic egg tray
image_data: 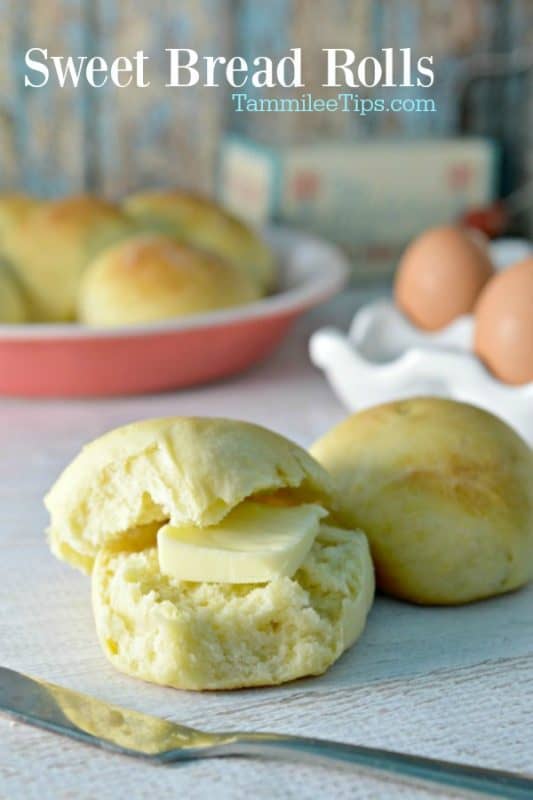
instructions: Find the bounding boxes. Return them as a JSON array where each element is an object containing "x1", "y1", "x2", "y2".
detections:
[{"x1": 310, "y1": 239, "x2": 533, "y2": 446}]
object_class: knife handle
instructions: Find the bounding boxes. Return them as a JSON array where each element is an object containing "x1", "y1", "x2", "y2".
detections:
[{"x1": 210, "y1": 733, "x2": 533, "y2": 799}]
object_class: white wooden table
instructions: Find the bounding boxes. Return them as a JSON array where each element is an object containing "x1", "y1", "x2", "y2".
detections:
[{"x1": 1, "y1": 291, "x2": 532, "y2": 800}]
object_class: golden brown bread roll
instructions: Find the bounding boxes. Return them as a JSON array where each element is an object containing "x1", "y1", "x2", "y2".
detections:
[
  {"x1": 78, "y1": 234, "x2": 262, "y2": 327},
  {"x1": 0, "y1": 261, "x2": 29, "y2": 323},
  {"x1": 311, "y1": 397, "x2": 533, "y2": 605},
  {"x1": 2, "y1": 194, "x2": 137, "y2": 321},
  {"x1": 0, "y1": 194, "x2": 38, "y2": 322},
  {"x1": 0, "y1": 193, "x2": 41, "y2": 251},
  {"x1": 123, "y1": 189, "x2": 276, "y2": 293}
]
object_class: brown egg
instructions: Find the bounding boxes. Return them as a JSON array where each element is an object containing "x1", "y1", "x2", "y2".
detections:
[
  {"x1": 395, "y1": 225, "x2": 494, "y2": 331},
  {"x1": 474, "y1": 257, "x2": 533, "y2": 385}
]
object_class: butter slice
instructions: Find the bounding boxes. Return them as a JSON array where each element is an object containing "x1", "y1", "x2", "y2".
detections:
[{"x1": 157, "y1": 501, "x2": 327, "y2": 584}]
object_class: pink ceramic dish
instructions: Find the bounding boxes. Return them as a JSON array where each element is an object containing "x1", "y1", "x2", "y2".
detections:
[{"x1": 0, "y1": 228, "x2": 348, "y2": 397}]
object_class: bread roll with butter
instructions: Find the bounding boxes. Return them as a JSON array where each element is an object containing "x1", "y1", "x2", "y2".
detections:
[
  {"x1": 2, "y1": 194, "x2": 137, "y2": 321},
  {"x1": 78, "y1": 234, "x2": 261, "y2": 327},
  {"x1": 45, "y1": 417, "x2": 374, "y2": 689},
  {"x1": 123, "y1": 189, "x2": 276, "y2": 293},
  {"x1": 312, "y1": 397, "x2": 533, "y2": 605}
]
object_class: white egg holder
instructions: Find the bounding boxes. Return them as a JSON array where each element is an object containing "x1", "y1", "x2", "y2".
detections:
[{"x1": 310, "y1": 239, "x2": 533, "y2": 446}]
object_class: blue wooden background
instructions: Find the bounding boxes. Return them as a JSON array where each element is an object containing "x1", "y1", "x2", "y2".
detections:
[{"x1": 0, "y1": 0, "x2": 531, "y2": 217}]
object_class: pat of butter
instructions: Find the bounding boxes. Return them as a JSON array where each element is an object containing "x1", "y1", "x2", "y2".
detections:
[{"x1": 157, "y1": 501, "x2": 327, "y2": 584}]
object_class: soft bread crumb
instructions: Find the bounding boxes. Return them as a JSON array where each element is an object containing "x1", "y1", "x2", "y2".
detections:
[{"x1": 92, "y1": 525, "x2": 374, "y2": 691}]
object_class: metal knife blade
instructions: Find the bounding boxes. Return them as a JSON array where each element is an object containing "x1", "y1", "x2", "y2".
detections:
[
  {"x1": 0, "y1": 666, "x2": 214, "y2": 758},
  {"x1": 3, "y1": 666, "x2": 533, "y2": 800}
]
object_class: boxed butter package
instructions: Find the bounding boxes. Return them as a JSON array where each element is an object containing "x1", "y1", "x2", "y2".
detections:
[{"x1": 218, "y1": 136, "x2": 497, "y2": 281}]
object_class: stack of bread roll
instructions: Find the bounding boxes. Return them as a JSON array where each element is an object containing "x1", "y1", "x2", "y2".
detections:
[{"x1": 0, "y1": 190, "x2": 275, "y2": 326}]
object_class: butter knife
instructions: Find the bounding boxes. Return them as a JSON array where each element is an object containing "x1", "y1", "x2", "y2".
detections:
[{"x1": 1, "y1": 666, "x2": 531, "y2": 798}]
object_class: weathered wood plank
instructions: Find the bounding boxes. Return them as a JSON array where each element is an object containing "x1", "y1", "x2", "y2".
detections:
[
  {"x1": 233, "y1": 0, "x2": 530, "y2": 142},
  {"x1": 0, "y1": 0, "x2": 24, "y2": 188},
  {"x1": 0, "y1": 0, "x2": 530, "y2": 215},
  {"x1": 94, "y1": 0, "x2": 232, "y2": 198},
  {"x1": 235, "y1": 0, "x2": 375, "y2": 142},
  {"x1": 1, "y1": 0, "x2": 89, "y2": 195}
]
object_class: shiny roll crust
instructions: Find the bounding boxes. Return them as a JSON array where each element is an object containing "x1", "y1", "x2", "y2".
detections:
[
  {"x1": 77, "y1": 234, "x2": 261, "y2": 327},
  {"x1": 312, "y1": 397, "x2": 533, "y2": 605},
  {"x1": 123, "y1": 189, "x2": 276, "y2": 293},
  {"x1": 45, "y1": 417, "x2": 374, "y2": 689},
  {"x1": 2, "y1": 195, "x2": 137, "y2": 321}
]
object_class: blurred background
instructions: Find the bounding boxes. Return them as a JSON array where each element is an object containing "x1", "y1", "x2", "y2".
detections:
[{"x1": 0, "y1": 0, "x2": 531, "y2": 279}]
